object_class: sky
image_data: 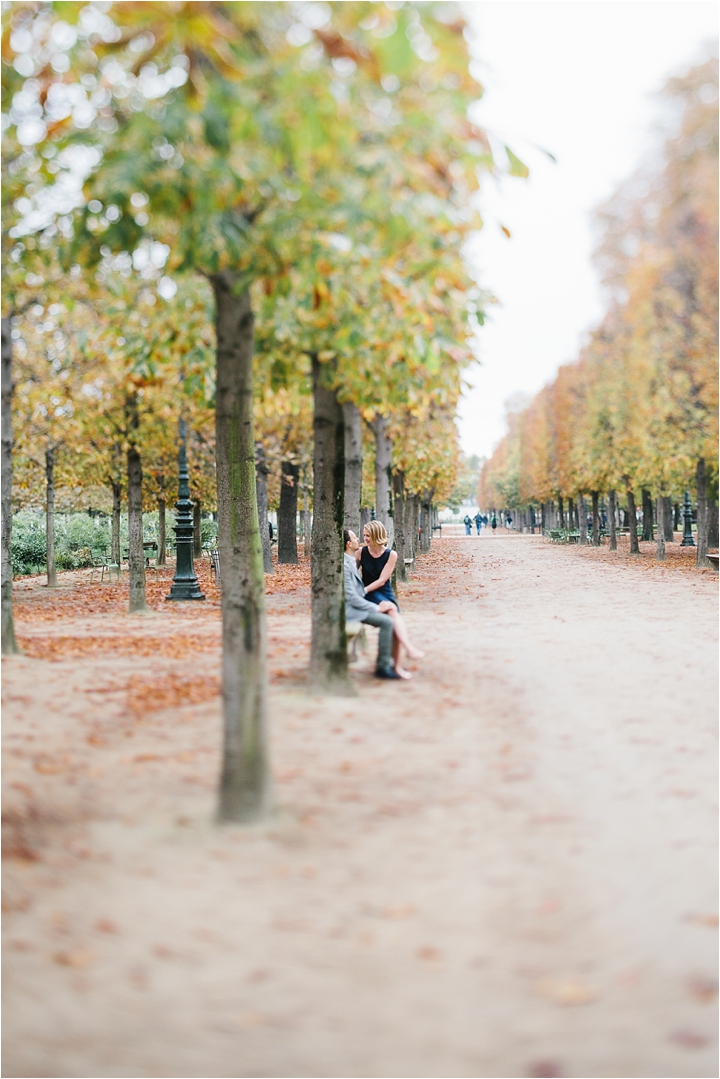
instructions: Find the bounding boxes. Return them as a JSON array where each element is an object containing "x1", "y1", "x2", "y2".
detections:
[{"x1": 457, "y1": 0, "x2": 718, "y2": 460}]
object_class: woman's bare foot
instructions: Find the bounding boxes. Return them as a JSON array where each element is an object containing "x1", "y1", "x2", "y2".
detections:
[
  {"x1": 406, "y1": 647, "x2": 425, "y2": 660},
  {"x1": 395, "y1": 666, "x2": 413, "y2": 680}
]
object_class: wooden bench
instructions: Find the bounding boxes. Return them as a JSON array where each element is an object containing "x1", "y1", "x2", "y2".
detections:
[{"x1": 345, "y1": 620, "x2": 367, "y2": 662}]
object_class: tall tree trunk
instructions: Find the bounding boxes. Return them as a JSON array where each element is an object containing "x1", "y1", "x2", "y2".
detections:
[
  {"x1": 673, "y1": 502, "x2": 681, "y2": 531},
  {"x1": 608, "y1": 489, "x2": 617, "y2": 551},
  {"x1": 343, "y1": 401, "x2": 362, "y2": 535},
  {"x1": 45, "y1": 446, "x2": 57, "y2": 587},
  {"x1": 392, "y1": 471, "x2": 407, "y2": 583},
  {"x1": 193, "y1": 499, "x2": 202, "y2": 558},
  {"x1": 371, "y1": 414, "x2": 393, "y2": 543},
  {"x1": 302, "y1": 474, "x2": 312, "y2": 560},
  {"x1": 421, "y1": 492, "x2": 432, "y2": 551},
  {"x1": 111, "y1": 481, "x2": 121, "y2": 567},
  {"x1": 661, "y1": 496, "x2": 672, "y2": 541},
  {"x1": 360, "y1": 506, "x2": 372, "y2": 531},
  {"x1": 576, "y1": 494, "x2": 587, "y2": 544},
  {"x1": 157, "y1": 496, "x2": 166, "y2": 566},
  {"x1": 310, "y1": 356, "x2": 352, "y2": 695},
  {"x1": 127, "y1": 445, "x2": 146, "y2": 612},
  {"x1": 557, "y1": 496, "x2": 564, "y2": 529},
  {"x1": 625, "y1": 482, "x2": 639, "y2": 554},
  {"x1": 708, "y1": 502, "x2": 719, "y2": 548},
  {"x1": 409, "y1": 495, "x2": 420, "y2": 556},
  {"x1": 254, "y1": 443, "x2": 273, "y2": 574},
  {"x1": 696, "y1": 458, "x2": 709, "y2": 567},
  {"x1": 591, "y1": 490, "x2": 600, "y2": 546},
  {"x1": 641, "y1": 488, "x2": 653, "y2": 541},
  {"x1": 1, "y1": 317, "x2": 19, "y2": 653},
  {"x1": 278, "y1": 461, "x2": 299, "y2": 564},
  {"x1": 212, "y1": 274, "x2": 269, "y2": 822},
  {"x1": 656, "y1": 497, "x2": 666, "y2": 560}
]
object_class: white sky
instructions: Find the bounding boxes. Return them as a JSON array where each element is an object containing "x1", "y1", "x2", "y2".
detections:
[{"x1": 457, "y1": 0, "x2": 718, "y2": 460}]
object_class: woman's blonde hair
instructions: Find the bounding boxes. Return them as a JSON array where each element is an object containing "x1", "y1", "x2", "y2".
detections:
[{"x1": 364, "y1": 520, "x2": 388, "y2": 546}]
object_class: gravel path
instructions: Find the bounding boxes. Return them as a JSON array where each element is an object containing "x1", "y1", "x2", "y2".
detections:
[{"x1": 3, "y1": 535, "x2": 717, "y2": 1078}]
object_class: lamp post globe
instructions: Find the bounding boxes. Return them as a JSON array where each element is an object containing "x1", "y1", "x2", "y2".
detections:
[{"x1": 167, "y1": 418, "x2": 205, "y2": 601}]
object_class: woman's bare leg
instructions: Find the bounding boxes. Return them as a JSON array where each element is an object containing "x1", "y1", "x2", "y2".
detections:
[
  {"x1": 386, "y1": 608, "x2": 424, "y2": 660},
  {"x1": 391, "y1": 634, "x2": 412, "y2": 679}
]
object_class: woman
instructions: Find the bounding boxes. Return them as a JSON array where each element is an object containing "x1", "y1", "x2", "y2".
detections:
[{"x1": 357, "y1": 521, "x2": 424, "y2": 674}]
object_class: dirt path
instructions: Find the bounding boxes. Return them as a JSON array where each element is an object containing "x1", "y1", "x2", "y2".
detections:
[{"x1": 3, "y1": 536, "x2": 717, "y2": 1078}]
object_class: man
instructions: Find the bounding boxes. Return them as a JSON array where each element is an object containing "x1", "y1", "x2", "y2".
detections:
[
  {"x1": 474, "y1": 511, "x2": 482, "y2": 535},
  {"x1": 343, "y1": 529, "x2": 400, "y2": 680},
  {"x1": 463, "y1": 514, "x2": 472, "y2": 535}
]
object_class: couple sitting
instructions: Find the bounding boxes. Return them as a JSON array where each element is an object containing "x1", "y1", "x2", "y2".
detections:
[{"x1": 343, "y1": 521, "x2": 424, "y2": 680}]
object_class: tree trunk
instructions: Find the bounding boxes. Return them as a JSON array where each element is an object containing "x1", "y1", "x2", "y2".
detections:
[
  {"x1": 127, "y1": 445, "x2": 146, "y2": 612},
  {"x1": 310, "y1": 356, "x2": 353, "y2": 695},
  {"x1": 302, "y1": 476, "x2": 312, "y2": 560},
  {"x1": 557, "y1": 496, "x2": 564, "y2": 529},
  {"x1": 392, "y1": 471, "x2": 407, "y2": 583},
  {"x1": 577, "y1": 494, "x2": 587, "y2": 544},
  {"x1": 1, "y1": 317, "x2": 19, "y2": 652},
  {"x1": 673, "y1": 502, "x2": 681, "y2": 531},
  {"x1": 591, "y1": 490, "x2": 600, "y2": 546},
  {"x1": 157, "y1": 496, "x2": 166, "y2": 566},
  {"x1": 626, "y1": 482, "x2": 639, "y2": 554},
  {"x1": 409, "y1": 495, "x2": 420, "y2": 556},
  {"x1": 641, "y1": 488, "x2": 653, "y2": 540},
  {"x1": 708, "y1": 502, "x2": 719, "y2": 549},
  {"x1": 696, "y1": 458, "x2": 709, "y2": 567},
  {"x1": 360, "y1": 506, "x2": 372, "y2": 531},
  {"x1": 421, "y1": 493, "x2": 432, "y2": 551},
  {"x1": 656, "y1": 497, "x2": 666, "y2": 560},
  {"x1": 608, "y1": 489, "x2": 617, "y2": 551},
  {"x1": 45, "y1": 446, "x2": 57, "y2": 587},
  {"x1": 371, "y1": 414, "x2": 393, "y2": 543},
  {"x1": 343, "y1": 401, "x2": 362, "y2": 535},
  {"x1": 212, "y1": 274, "x2": 269, "y2": 822},
  {"x1": 193, "y1": 498, "x2": 202, "y2": 558},
  {"x1": 278, "y1": 460, "x2": 299, "y2": 564},
  {"x1": 111, "y1": 482, "x2": 122, "y2": 567},
  {"x1": 661, "y1": 496, "x2": 673, "y2": 541},
  {"x1": 254, "y1": 443, "x2": 273, "y2": 574}
]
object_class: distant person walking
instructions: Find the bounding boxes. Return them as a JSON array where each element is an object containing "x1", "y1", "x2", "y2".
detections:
[
  {"x1": 463, "y1": 514, "x2": 472, "y2": 536},
  {"x1": 491, "y1": 514, "x2": 497, "y2": 533},
  {"x1": 474, "y1": 512, "x2": 482, "y2": 535}
]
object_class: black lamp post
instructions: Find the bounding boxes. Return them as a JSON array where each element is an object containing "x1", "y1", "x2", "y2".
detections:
[
  {"x1": 680, "y1": 489, "x2": 695, "y2": 547},
  {"x1": 167, "y1": 418, "x2": 205, "y2": 601}
]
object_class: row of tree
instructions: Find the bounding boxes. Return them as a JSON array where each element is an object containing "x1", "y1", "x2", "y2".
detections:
[
  {"x1": 2, "y1": 2, "x2": 513, "y2": 821},
  {"x1": 480, "y1": 54, "x2": 718, "y2": 566}
]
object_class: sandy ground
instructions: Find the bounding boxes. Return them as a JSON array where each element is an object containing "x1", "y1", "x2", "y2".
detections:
[{"x1": 2, "y1": 534, "x2": 717, "y2": 1079}]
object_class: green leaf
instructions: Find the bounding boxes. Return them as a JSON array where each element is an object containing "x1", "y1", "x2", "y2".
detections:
[{"x1": 505, "y1": 146, "x2": 529, "y2": 178}]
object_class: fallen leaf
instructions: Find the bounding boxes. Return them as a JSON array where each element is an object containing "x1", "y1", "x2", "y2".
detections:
[{"x1": 53, "y1": 949, "x2": 96, "y2": 968}]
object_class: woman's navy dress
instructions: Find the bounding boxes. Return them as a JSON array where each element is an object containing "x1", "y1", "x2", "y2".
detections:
[{"x1": 359, "y1": 546, "x2": 399, "y2": 609}]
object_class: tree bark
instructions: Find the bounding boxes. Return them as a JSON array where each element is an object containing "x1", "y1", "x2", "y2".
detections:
[
  {"x1": 608, "y1": 489, "x2": 617, "y2": 551},
  {"x1": 343, "y1": 401, "x2": 362, "y2": 535},
  {"x1": 127, "y1": 445, "x2": 146, "y2": 612},
  {"x1": 392, "y1": 470, "x2": 407, "y2": 583},
  {"x1": 193, "y1": 499, "x2": 202, "y2": 558},
  {"x1": 557, "y1": 496, "x2": 564, "y2": 529},
  {"x1": 371, "y1": 414, "x2": 393, "y2": 543},
  {"x1": 157, "y1": 496, "x2": 166, "y2": 566},
  {"x1": 111, "y1": 481, "x2": 122, "y2": 567},
  {"x1": 278, "y1": 460, "x2": 299, "y2": 564},
  {"x1": 254, "y1": 443, "x2": 273, "y2": 574},
  {"x1": 696, "y1": 458, "x2": 709, "y2": 567},
  {"x1": 45, "y1": 446, "x2": 57, "y2": 587},
  {"x1": 673, "y1": 502, "x2": 681, "y2": 531},
  {"x1": 625, "y1": 482, "x2": 639, "y2": 554},
  {"x1": 409, "y1": 495, "x2": 420, "y2": 556},
  {"x1": 310, "y1": 356, "x2": 353, "y2": 695},
  {"x1": 1, "y1": 317, "x2": 19, "y2": 652},
  {"x1": 656, "y1": 496, "x2": 666, "y2": 560},
  {"x1": 302, "y1": 474, "x2": 312, "y2": 560},
  {"x1": 360, "y1": 505, "x2": 372, "y2": 531},
  {"x1": 421, "y1": 492, "x2": 432, "y2": 551},
  {"x1": 576, "y1": 494, "x2": 587, "y2": 544},
  {"x1": 641, "y1": 488, "x2": 653, "y2": 540},
  {"x1": 708, "y1": 502, "x2": 719, "y2": 549},
  {"x1": 212, "y1": 274, "x2": 269, "y2": 822},
  {"x1": 591, "y1": 490, "x2": 600, "y2": 546},
  {"x1": 661, "y1": 496, "x2": 673, "y2": 540}
]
